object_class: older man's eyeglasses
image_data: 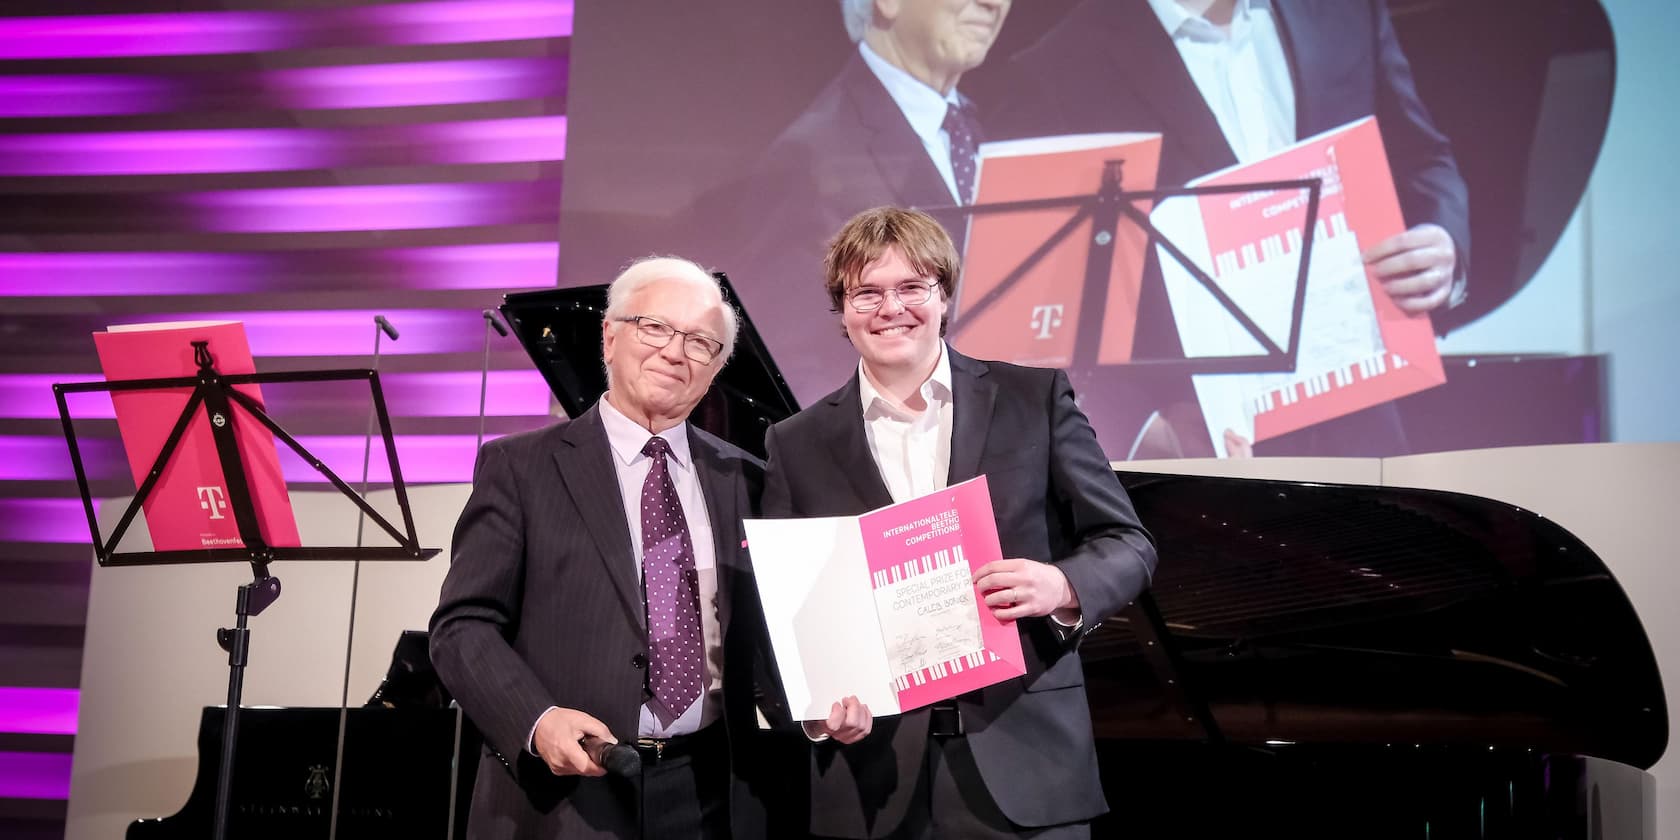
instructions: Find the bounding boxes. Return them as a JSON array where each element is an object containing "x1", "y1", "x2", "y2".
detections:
[
  {"x1": 846, "y1": 281, "x2": 935, "y2": 312},
  {"x1": 614, "y1": 316, "x2": 724, "y2": 363}
]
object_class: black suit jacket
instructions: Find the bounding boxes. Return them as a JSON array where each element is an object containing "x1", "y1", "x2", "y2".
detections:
[
  {"x1": 428, "y1": 405, "x2": 771, "y2": 839},
  {"x1": 716, "y1": 53, "x2": 971, "y2": 406},
  {"x1": 761, "y1": 349, "x2": 1158, "y2": 837}
]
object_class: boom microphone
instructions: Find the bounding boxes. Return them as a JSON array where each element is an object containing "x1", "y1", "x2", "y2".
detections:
[
  {"x1": 580, "y1": 735, "x2": 642, "y2": 777},
  {"x1": 334, "y1": 312, "x2": 398, "y2": 840},
  {"x1": 482, "y1": 308, "x2": 508, "y2": 336}
]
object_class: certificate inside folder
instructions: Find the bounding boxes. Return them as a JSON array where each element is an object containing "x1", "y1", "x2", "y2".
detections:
[
  {"x1": 745, "y1": 476, "x2": 1026, "y2": 719},
  {"x1": 1149, "y1": 116, "x2": 1448, "y2": 456}
]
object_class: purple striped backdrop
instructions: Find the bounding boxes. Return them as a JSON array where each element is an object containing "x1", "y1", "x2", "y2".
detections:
[
  {"x1": 0, "y1": 1, "x2": 573, "y2": 59},
  {"x1": 0, "y1": 57, "x2": 567, "y2": 117},
  {"x1": 0, "y1": 0, "x2": 575, "y2": 806},
  {"x1": 0, "y1": 244, "x2": 562, "y2": 295}
]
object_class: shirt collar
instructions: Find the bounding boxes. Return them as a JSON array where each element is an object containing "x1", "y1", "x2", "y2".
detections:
[
  {"x1": 1147, "y1": 0, "x2": 1268, "y2": 41},
  {"x1": 598, "y1": 394, "x2": 692, "y2": 471},
  {"x1": 857, "y1": 41, "x2": 964, "y2": 145},
  {"x1": 858, "y1": 342, "x2": 953, "y2": 420}
]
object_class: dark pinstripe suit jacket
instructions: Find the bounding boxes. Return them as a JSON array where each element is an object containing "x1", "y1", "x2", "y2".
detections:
[
  {"x1": 428, "y1": 404, "x2": 770, "y2": 839},
  {"x1": 762, "y1": 349, "x2": 1158, "y2": 837}
]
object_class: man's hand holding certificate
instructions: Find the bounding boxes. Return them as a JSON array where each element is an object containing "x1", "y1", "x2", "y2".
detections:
[{"x1": 744, "y1": 476, "x2": 1028, "y2": 721}]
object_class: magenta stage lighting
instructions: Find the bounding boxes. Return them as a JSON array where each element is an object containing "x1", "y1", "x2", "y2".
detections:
[
  {"x1": 185, "y1": 182, "x2": 556, "y2": 233},
  {"x1": 0, "y1": 128, "x2": 339, "y2": 176},
  {"x1": 0, "y1": 244, "x2": 559, "y2": 296},
  {"x1": 0, "y1": 58, "x2": 565, "y2": 118},
  {"x1": 0, "y1": 74, "x2": 178, "y2": 117},
  {"x1": 3, "y1": 370, "x2": 549, "y2": 421},
  {"x1": 0, "y1": 375, "x2": 112, "y2": 421},
  {"x1": 271, "y1": 57, "x2": 567, "y2": 110},
  {"x1": 0, "y1": 499, "x2": 96, "y2": 545},
  {"x1": 0, "y1": 752, "x2": 71, "y2": 800},
  {"x1": 0, "y1": 116, "x2": 566, "y2": 176},
  {"x1": 0, "y1": 434, "x2": 518, "y2": 485},
  {"x1": 0, "y1": 10, "x2": 294, "y2": 60},
  {"x1": 0, "y1": 688, "x2": 79, "y2": 737},
  {"x1": 278, "y1": 435, "x2": 493, "y2": 483},
  {"x1": 0, "y1": 1, "x2": 574, "y2": 60},
  {"x1": 0, "y1": 438, "x2": 119, "y2": 482},
  {"x1": 98, "y1": 309, "x2": 543, "y2": 357}
]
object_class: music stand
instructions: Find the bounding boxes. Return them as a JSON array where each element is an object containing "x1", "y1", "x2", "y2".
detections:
[
  {"x1": 53, "y1": 340, "x2": 440, "y2": 840},
  {"x1": 937, "y1": 161, "x2": 1324, "y2": 377}
]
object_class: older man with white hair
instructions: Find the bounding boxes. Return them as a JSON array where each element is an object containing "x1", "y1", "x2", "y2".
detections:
[{"x1": 431, "y1": 256, "x2": 776, "y2": 838}]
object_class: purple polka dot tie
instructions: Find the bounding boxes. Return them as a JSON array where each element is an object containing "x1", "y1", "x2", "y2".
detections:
[
  {"x1": 943, "y1": 99, "x2": 982, "y2": 205},
  {"x1": 639, "y1": 436, "x2": 705, "y2": 721}
]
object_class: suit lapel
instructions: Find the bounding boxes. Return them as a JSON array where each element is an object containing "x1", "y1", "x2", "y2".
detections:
[
  {"x1": 823, "y1": 373, "x2": 895, "y2": 510},
  {"x1": 688, "y1": 427, "x2": 738, "y2": 629},
  {"x1": 553, "y1": 406, "x2": 645, "y2": 632},
  {"x1": 946, "y1": 350, "x2": 996, "y2": 485},
  {"x1": 842, "y1": 56, "x2": 958, "y2": 210}
]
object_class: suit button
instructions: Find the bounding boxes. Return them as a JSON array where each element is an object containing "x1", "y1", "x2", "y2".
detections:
[{"x1": 631, "y1": 654, "x2": 647, "y2": 670}]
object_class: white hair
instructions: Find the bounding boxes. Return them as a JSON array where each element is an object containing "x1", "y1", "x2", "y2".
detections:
[
  {"x1": 840, "y1": 0, "x2": 873, "y2": 42},
  {"x1": 603, "y1": 255, "x2": 740, "y2": 361}
]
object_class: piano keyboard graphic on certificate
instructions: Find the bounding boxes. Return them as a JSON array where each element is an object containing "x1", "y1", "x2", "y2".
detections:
[
  {"x1": 871, "y1": 546, "x2": 965, "y2": 588},
  {"x1": 1250, "y1": 351, "x2": 1411, "y2": 416},
  {"x1": 871, "y1": 547, "x2": 983, "y2": 681},
  {"x1": 893, "y1": 649, "x2": 1005, "y2": 691}
]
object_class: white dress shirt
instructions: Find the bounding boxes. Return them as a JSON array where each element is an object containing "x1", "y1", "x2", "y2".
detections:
[
  {"x1": 856, "y1": 346, "x2": 1082, "y2": 667},
  {"x1": 858, "y1": 344, "x2": 955, "y2": 503},
  {"x1": 1147, "y1": 0, "x2": 1297, "y2": 162},
  {"x1": 857, "y1": 41, "x2": 969, "y2": 204},
  {"x1": 802, "y1": 347, "x2": 954, "y2": 743}
]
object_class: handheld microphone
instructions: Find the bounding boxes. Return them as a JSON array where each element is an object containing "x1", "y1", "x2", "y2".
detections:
[
  {"x1": 580, "y1": 735, "x2": 641, "y2": 777},
  {"x1": 374, "y1": 314, "x2": 399, "y2": 340},
  {"x1": 482, "y1": 309, "x2": 508, "y2": 336}
]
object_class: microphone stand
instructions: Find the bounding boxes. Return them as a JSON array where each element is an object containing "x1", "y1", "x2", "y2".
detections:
[
  {"x1": 477, "y1": 309, "x2": 508, "y2": 455},
  {"x1": 327, "y1": 315, "x2": 398, "y2": 840}
]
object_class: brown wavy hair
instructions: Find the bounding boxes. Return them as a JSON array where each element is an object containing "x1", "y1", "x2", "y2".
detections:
[{"x1": 822, "y1": 206, "x2": 959, "y2": 336}]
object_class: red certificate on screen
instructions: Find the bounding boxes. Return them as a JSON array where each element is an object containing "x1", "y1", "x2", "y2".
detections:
[{"x1": 1150, "y1": 116, "x2": 1447, "y2": 456}]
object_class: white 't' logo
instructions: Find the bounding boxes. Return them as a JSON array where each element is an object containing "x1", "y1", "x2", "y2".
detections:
[
  {"x1": 197, "y1": 486, "x2": 228, "y2": 520},
  {"x1": 1030, "y1": 304, "x2": 1065, "y2": 340}
]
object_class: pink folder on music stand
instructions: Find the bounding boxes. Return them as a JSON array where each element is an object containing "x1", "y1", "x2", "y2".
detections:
[{"x1": 93, "y1": 321, "x2": 299, "y2": 552}]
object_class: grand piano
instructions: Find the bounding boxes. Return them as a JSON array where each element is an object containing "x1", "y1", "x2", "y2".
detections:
[{"x1": 129, "y1": 280, "x2": 1665, "y2": 838}]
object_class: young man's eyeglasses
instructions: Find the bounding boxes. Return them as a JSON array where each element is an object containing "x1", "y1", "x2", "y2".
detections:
[
  {"x1": 613, "y1": 316, "x2": 725, "y2": 363},
  {"x1": 845, "y1": 281, "x2": 935, "y2": 312}
]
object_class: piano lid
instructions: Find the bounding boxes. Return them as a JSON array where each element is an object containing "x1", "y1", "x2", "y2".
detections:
[
  {"x1": 1094, "y1": 471, "x2": 1668, "y2": 770},
  {"x1": 500, "y1": 274, "x2": 799, "y2": 458}
]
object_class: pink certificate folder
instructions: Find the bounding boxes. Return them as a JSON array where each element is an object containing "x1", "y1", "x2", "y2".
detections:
[
  {"x1": 745, "y1": 476, "x2": 1026, "y2": 719},
  {"x1": 93, "y1": 321, "x2": 300, "y2": 552},
  {"x1": 858, "y1": 476, "x2": 1026, "y2": 711}
]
